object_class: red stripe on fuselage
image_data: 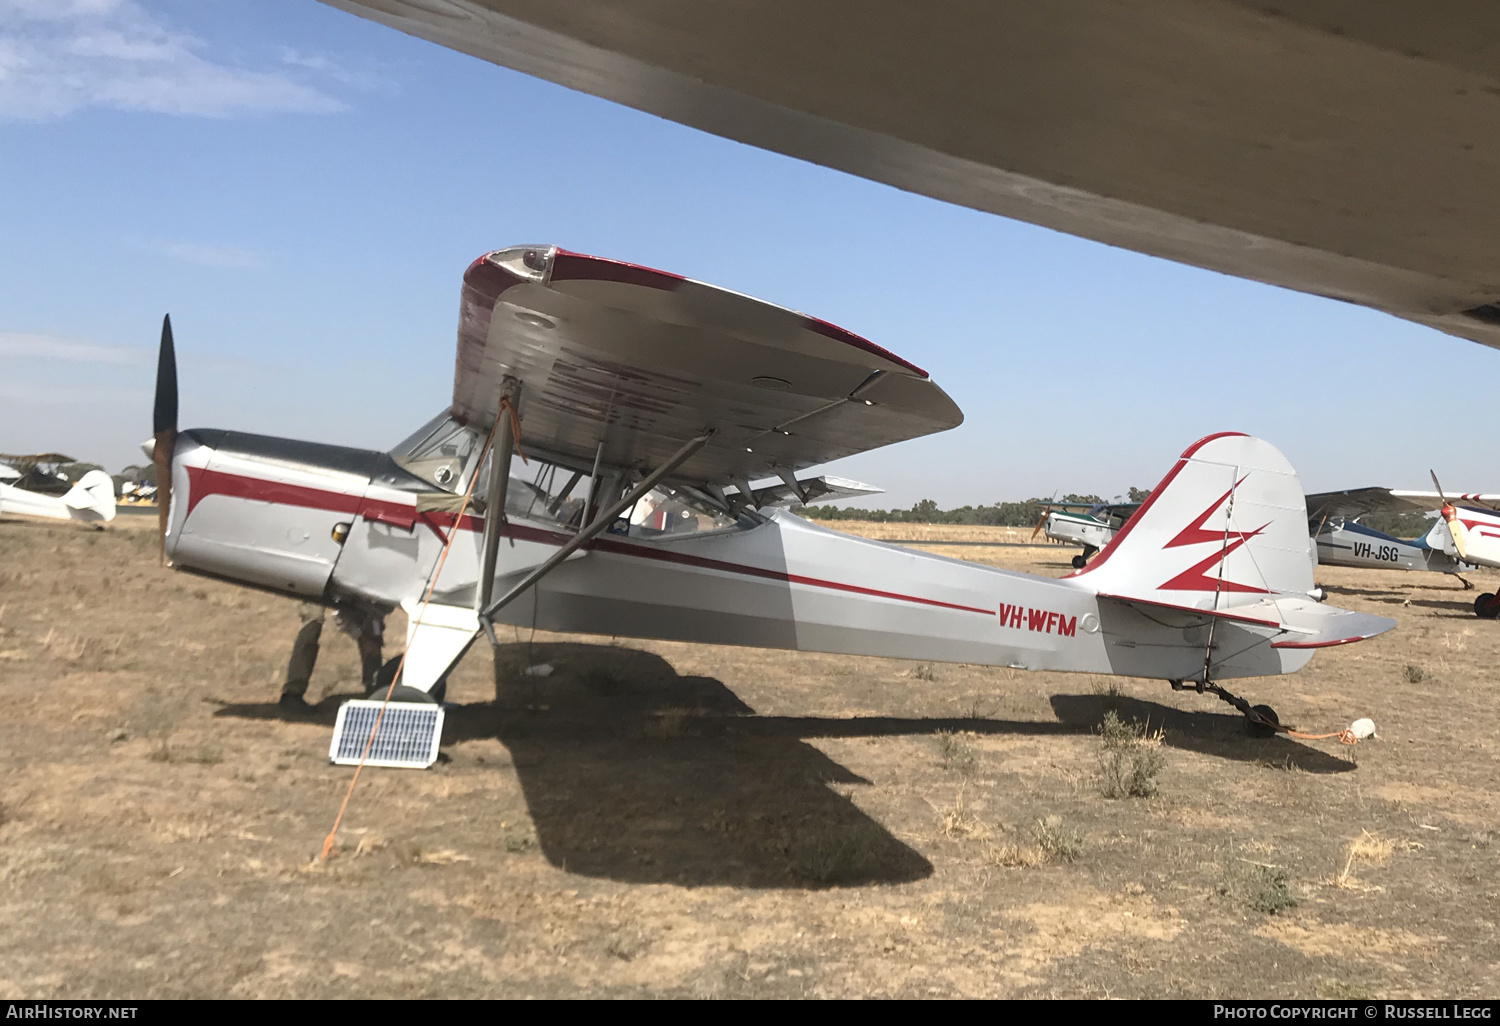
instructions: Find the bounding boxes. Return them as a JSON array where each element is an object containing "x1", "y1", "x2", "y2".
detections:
[{"x1": 183, "y1": 467, "x2": 998, "y2": 617}]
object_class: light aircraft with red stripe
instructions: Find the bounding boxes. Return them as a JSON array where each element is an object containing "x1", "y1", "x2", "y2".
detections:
[{"x1": 147, "y1": 245, "x2": 1393, "y2": 735}]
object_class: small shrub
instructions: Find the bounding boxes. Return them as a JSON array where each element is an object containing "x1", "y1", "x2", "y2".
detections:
[
  {"x1": 1402, "y1": 664, "x2": 1426, "y2": 684},
  {"x1": 791, "y1": 824, "x2": 880, "y2": 886},
  {"x1": 1096, "y1": 710, "x2": 1165, "y2": 798},
  {"x1": 935, "y1": 730, "x2": 977, "y2": 772},
  {"x1": 911, "y1": 663, "x2": 936, "y2": 682},
  {"x1": 642, "y1": 707, "x2": 691, "y2": 739},
  {"x1": 1032, "y1": 815, "x2": 1084, "y2": 864},
  {"x1": 1250, "y1": 866, "x2": 1299, "y2": 915}
]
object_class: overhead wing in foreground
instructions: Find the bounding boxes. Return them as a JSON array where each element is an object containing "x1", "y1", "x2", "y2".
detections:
[{"x1": 450, "y1": 246, "x2": 962, "y2": 490}]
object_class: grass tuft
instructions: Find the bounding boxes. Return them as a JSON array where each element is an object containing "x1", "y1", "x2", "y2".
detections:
[
  {"x1": 985, "y1": 816, "x2": 1083, "y2": 868},
  {"x1": 1402, "y1": 664, "x2": 1426, "y2": 684}
]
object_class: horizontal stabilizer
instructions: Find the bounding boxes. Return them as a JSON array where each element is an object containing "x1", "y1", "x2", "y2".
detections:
[{"x1": 1100, "y1": 592, "x2": 1394, "y2": 647}]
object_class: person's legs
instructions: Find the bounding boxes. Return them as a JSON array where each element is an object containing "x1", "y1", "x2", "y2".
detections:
[
  {"x1": 356, "y1": 614, "x2": 385, "y2": 691},
  {"x1": 280, "y1": 604, "x2": 325, "y2": 710}
]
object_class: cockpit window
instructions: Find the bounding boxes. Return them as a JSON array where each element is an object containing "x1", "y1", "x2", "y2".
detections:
[
  {"x1": 611, "y1": 485, "x2": 745, "y2": 539},
  {"x1": 390, "y1": 413, "x2": 481, "y2": 492}
]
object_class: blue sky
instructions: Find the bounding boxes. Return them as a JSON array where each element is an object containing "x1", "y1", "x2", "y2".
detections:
[{"x1": 3, "y1": 0, "x2": 1499, "y2": 509}]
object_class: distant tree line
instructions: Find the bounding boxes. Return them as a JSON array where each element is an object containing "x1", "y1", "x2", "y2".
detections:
[{"x1": 802, "y1": 491, "x2": 1147, "y2": 526}]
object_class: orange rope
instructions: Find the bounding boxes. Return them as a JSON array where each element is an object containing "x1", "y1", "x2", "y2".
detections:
[
  {"x1": 318, "y1": 401, "x2": 508, "y2": 860},
  {"x1": 1287, "y1": 728, "x2": 1359, "y2": 745}
]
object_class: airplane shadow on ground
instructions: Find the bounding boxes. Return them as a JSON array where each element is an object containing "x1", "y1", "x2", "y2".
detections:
[
  {"x1": 1321, "y1": 584, "x2": 1478, "y2": 617},
  {"x1": 214, "y1": 643, "x2": 1351, "y2": 888}
]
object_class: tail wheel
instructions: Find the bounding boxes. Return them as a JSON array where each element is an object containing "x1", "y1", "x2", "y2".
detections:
[
  {"x1": 1474, "y1": 594, "x2": 1500, "y2": 619},
  {"x1": 1071, "y1": 554, "x2": 1088, "y2": 570},
  {"x1": 1247, "y1": 704, "x2": 1280, "y2": 739}
]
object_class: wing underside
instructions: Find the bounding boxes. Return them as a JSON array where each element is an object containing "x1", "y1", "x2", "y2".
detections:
[{"x1": 1306, "y1": 487, "x2": 1500, "y2": 521}]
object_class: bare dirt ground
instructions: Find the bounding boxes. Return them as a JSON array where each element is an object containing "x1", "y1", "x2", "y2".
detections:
[{"x1": 0, "y1": 513, "x2": 1496, "y2": 999}]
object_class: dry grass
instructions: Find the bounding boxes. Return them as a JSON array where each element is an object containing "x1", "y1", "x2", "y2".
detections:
[
  {"x1": 5, "y1": 515, "x2": 1500, "y2": 997},
  {"x1": 932, "y1": 783, "x2": 988, "y2": 840},
  {"x1": 1331, "y1": 830, "x2": 1401, "y2": 890},
  {"x1": 985, "y1": 816, "x2": 1083, "y2": 868}
]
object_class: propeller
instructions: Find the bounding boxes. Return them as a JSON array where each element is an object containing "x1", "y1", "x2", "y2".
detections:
[
  {"x1": 1031, "y1": 493, "x2": 1058, "y2": 540},
  {"x1": 152, "y1": 315, "x2": 177, "y2": 562},
  {"x1": 1431, "y1": 469, "x2": 1467, "y2": 561}
]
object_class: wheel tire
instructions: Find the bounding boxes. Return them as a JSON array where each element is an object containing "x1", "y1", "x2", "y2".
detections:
[
  {"x1": 367, "y1": 657, "x2": 447, "y2": 704},
  {"x1": 1071, "y1": 554, "x2": 1088, "y2": 570},
  {"x1": 1474, "y1": 593, "x2": 1500, "y2": 618},
  {"x1": 1247, "y1": 704, "x2": 1280, "y2": 739}
]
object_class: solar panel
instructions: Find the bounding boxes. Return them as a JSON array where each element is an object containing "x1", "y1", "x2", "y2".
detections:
[{"x1": 329, "y1": 700, "x2": 445, "y2": 769}]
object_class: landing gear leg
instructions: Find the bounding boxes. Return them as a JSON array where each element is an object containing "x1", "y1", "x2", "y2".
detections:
[
  {"x1": 1072, "y1": 545, "x2": 1098, "y2": 570},
  {"x1": 1174, "y1": 677, "x2": 1284, "y2": 737}
]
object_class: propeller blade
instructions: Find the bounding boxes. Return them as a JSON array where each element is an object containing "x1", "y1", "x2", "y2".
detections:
[
  {"x1": 1431, "y1": 470, "x2": 1467, "y2": 560},
  {"x1": 153, "y1": 314, "x2": 177, "y2": 436},
  {"x1": 152, "y1": 315, "x2": 178, "y2": 562}
]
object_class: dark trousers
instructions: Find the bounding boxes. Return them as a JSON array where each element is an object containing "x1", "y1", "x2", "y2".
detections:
[{"x1": 282, "y1": 606, "x2": 384, "y2": 698}]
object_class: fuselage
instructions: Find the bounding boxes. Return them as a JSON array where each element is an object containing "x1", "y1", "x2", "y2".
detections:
[
  {"x1": 163, "y1": 427, "x2": 1314, "y2": 682},
  {"x1": 1313, "y1": 517, "x2": 1470, "y2": 575}
]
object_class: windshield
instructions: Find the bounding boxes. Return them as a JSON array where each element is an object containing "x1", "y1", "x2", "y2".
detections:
[{"x1": 390, "y1": 413, "x2": 481, "y2": 491}]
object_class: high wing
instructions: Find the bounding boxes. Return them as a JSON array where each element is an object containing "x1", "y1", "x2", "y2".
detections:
[
  {"x1": 1306, "y1": 487, "x2": 1500, "y2": 521},
  {"x1": 451, "y1": 246, "x2": 961, "y2": 489},
  {"x1": 0, "y1": 453, "x2": 77, "y2": 470}
]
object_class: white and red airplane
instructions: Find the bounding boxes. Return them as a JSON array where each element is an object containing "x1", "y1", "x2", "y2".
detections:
[
  {"x1": 0, "y1": 455, "x2": 115, "y2": 524},
  {"x1": 149, "y1": 245, "x2": 1393, "y2": 738}
]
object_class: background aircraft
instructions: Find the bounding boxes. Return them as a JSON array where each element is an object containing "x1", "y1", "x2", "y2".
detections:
[
  {"x1": 150, "y1": 245, "x2": 1389, "y2": 750},
  {"x1": 0, "y1": 453, "x2": 115, "y2": 524},
  {"x1": 1035, "y1": 501, "x2": 1141, "y2": 569},
  {"x1": 1047, "y1": 483, "x2": 1500, "y2": 613}
]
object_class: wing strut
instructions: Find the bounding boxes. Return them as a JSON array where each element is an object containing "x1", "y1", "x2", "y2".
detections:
[
  {"x1": 477, "y1": 429, "x2": 716, "y2": 645},
  {"x1": 476, "y1": 377, "x2": 523, "y2": 614}
]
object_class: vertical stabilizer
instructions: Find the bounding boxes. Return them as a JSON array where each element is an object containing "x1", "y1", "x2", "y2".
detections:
[{"x1": 1073, "y1": 433, "x2": 1313, "y2": 610}]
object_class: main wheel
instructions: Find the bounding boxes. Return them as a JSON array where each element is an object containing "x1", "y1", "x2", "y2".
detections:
[
  {"x1": 367, "y1": 656, "x2": 447, "y2": 704},
  {"x1": 1071, "y1": 554, "x2": 1088, "y2": 569},
  {"x1": 1247, "y1": 704, "x2": 1280, "y2": 739},
  {"x1": 1474, "y1": 593, "x2": 1500, "y2": 619}
]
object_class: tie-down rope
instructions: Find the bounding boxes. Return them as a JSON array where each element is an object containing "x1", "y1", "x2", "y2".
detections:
[{"x1": 318, "y1": 399, "x2": 512, "y2": 860}]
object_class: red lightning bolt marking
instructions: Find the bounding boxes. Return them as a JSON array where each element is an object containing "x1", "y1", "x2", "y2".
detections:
[
  {"x1": 1158, "y1": 474, "x2": 1270, "y2": 592},
  {"x1": 1165, "y1": 476, "x2": 1249, "y2": 548},
  {"x1": 1158, "y1": 529, "x2": 1271, "y2": 592}
]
